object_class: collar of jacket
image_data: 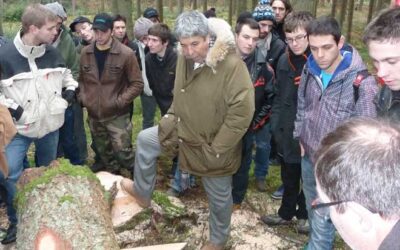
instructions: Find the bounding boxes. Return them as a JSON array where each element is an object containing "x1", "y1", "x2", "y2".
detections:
[
  {"x1": 307, "y1": 43, "x2": 355, "y2": 81},
  {"x1": 177, "y1": 17, "x2": 236, "y2": 73},
  {"x1": 84, "y1": 37, "x2": 122, "y2": 55},
  {"x1": 14, "y1": 30, "x2": 46, "y2": 59}
]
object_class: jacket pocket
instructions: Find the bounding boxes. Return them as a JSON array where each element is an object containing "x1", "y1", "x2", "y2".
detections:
[{"x1": 201, "y1": 144, "x2": 233, "y2": 170}]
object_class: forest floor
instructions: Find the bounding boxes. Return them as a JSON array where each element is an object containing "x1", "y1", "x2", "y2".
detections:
[{"x1": 0, "y1": 161, "x2": 349, "y2": 250}]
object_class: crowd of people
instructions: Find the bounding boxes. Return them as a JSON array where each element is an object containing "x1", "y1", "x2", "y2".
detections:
[{"x1": 0, "y1": 1, "x2": 399, "y2": 249}]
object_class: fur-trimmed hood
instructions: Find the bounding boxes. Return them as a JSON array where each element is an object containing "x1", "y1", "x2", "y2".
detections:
[{"x1": 178, "y1": 17, "x2": 236, "y2": 73}]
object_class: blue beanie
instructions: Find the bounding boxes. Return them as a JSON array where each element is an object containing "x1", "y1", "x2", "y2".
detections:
[
  {"x1": 259, "y1": 0, "x2": 272, "y2": 5},
  {"x1": 252, "y1": 4, "x2": 276, "y2": 22}
]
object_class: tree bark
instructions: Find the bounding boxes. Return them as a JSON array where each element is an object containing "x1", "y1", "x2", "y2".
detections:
[
  {"x1": 157, "y1": 0, "x2": 164, "y2": 22},
  {"x1": 358, "y1": 0, "x2": 364, "y2": 11},
  {"x1": 203, "y1": 0, "x2": 208, "y2": 12},
  {"x1": 191, "y1": 0, "x2": 197, "y2": 9},
  {"x1": 346, "y1": 0, "x2": 355, "y2": 43},
  {"x1": 367, "y1": 0, "x2": 375, "y2": 23},
  {"x1": 178, "y1": 0, "x2": 184, "y2": 14},
  {"x1": 292, "y1": 0, "x2": 317, "y2": 17},
  {"x1": 118, "y1": 0, "x2": 134, "y2": 41},
  {"x1": 228, "y1": 0, "x2": 233, "y2": 26},
  {"x1": 331, "y1": 0, "x2": 338, "y2": 18},
  {"x1": 16, "y1": 161, "x2": 119, "y2": 250},
  {"x1": 136, "y1": 0, "x2": 141, "y2": 19},
  {"x1": 236, "y1": 0, "x2": 247, "y2": 18},
  {"x1": 169, "y1": 0, "x2": 174, "y2": 13},
  {"x1": 339, "y1": 0, "x2": 348, "y2": 28},
  {"x1": 111, "y1": 0, "x2": 119, "y2": 16},
  {"x1": 0, "y1": 0, "x2": 3, "y2": 36}
]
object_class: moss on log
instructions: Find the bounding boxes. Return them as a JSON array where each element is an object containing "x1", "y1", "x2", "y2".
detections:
[{"x1": 16, "y1": 159, "x2": 119, "y2": 250}]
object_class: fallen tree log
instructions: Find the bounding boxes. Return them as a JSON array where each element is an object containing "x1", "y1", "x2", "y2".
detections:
[{"x1": 15, "y1": 159, "x2": 119, "y2": 250}]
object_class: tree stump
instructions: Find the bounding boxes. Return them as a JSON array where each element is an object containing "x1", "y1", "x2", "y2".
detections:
[{"x1": 15, "y1": 159, "x2": 119, "y2": 250}]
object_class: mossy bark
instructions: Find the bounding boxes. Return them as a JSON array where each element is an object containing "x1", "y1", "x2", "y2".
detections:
[{"x1": 16, "y1": 159, "x2": 119, "y2": 250}]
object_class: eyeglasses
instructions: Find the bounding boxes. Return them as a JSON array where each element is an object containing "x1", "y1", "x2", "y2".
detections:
[
  {"x1": 285, "y1": 34, "x2": 307, "y2": 44},
  {"x1": 311, "y1": 198, "x2": 347, "y2": 218}
]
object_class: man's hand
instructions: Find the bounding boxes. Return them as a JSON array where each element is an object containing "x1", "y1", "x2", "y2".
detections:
[{"x1": 62, "y1": 90, "x2": 75, "y2": 105}]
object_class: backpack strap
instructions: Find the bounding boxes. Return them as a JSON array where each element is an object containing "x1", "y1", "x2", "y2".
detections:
[{"x1": 353, "y1": 69, "x2": 370, "y2": 103}]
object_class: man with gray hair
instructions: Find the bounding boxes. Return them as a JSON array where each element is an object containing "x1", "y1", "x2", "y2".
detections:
[
  {"x1": 121, "y1": 11, "x2": 254, "y2": 249},
  {"x1": 314, "y1": 117, "x2": 400, "y2": 250}
]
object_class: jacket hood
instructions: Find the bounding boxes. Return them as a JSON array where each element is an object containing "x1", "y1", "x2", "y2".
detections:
[
  {"x1": 14, "y1": 30, "x2": 46, "y2": 59},
  {"x1": 307, "y1": 44, "x2": 367, "y2": 81},
  {"x1": 178, "y1": 17, "x2": 236, "y2": 73}
]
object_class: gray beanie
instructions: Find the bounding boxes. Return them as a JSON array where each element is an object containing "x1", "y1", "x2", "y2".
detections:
[
  {"x1": 134, "y1": 17, "x2": 154, "y2": 40},
  {"x1": 45, "y1": 2, "x2": 67, "y2": 21}
]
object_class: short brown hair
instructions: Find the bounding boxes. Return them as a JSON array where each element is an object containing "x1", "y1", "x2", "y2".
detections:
[
  {"x1": 148, "y1": 23, "x2": 171, "y2": 44},
  {"x1": 363, "y1": 7, "x2": 400, "y2": 45},
  {"x1": 235, "y1": 17, "x2": 260, "y2": 34},
  {"x1": 21, "y1": 4, "x2": 58, "y2": 34},
  {"x1": 283, "y1": 11, "x2": 314, "y2": 33}
]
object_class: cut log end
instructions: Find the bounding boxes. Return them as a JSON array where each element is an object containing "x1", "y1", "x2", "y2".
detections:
[{"x1": 34, "y1": 227, "x2": 72, "y2": 250}]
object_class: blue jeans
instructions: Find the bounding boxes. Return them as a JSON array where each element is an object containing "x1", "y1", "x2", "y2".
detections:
[
  {"x1": 302, "y1": 155, "x2": 336, "y2": 250},
  {"x1": 232, "y1": 123, "x2": 271, "y2": 204},
  {"x1": 58, "y1": 103, "x2": 87, "y2": 165},
  {"x1": 2, "y1": 130, "x2": 59, "y2": 224},
  {"x1": 170, "y1": 165, "x2": 196, "y2": 193},
  {"x1": 140, "y1": 94, "x2": 157, "y2": 130}
]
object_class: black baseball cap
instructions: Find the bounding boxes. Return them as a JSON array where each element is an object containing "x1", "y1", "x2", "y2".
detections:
[
  {"x1": 143, "y1": 7, "x2": 159, "y2": 19},
  {"x1": 69, "y1": 16, "x2": 91, "y2": 32},
  {"x1": 92, "y1": 13, "x2": 113, "y2": 32}
]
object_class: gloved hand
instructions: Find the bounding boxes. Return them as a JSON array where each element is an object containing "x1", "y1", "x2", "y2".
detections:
[
  {"x1": 62, "y1": 90, "x2": 76, "y2": 105},
  {"x1": 8, "y1": 105, "x2": 24, "y2": 121}
]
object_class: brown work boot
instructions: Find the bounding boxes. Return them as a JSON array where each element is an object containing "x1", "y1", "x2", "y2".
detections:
[
  {"x1": 120, "y1": 178, "x2": 151, "y2": 208},
  {"x1": 232, "y1": 203, "x2": 241, "y2": 212},
  {"x1": 201, "y1": 241, "x2": 224, "y2": 250}
]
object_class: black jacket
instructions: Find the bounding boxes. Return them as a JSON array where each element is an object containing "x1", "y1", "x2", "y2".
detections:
[
  {"x1": 271, "y1": 49, "x2": 308, "y2": 164},
  {"x1": 145, "y1": 46, "x2": 177, "y2": 115},
  {"x1": 376, "y1": 85, "x2": 400, "y2": 122},
  {"x1": 267, "y1": 32, "x2": 286, "y2": 72},
  {"x1": 244, "y1": 47, "x2": 275, "y2": 131}
]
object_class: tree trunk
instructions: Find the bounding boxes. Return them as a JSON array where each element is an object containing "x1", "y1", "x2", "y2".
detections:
[
  {"x1": 292, "y1": 0, "x2": 318, "y2": 17},
  {"x1": 346, "y1": 0, "x2": 355, "y2": 43},
  {"x1": 0, "y1": 0, "x2": 3, "y2": 36},
  {"x1": 228, "y1": 0, "x2": 233, "y2": 26},
  {"x1": 331, "y1": 0, "x2": 338, "y2": 18},
  {"x1": 178, "y1": 0, "x2": 184, "y2": 14},
  {"x1": 339, "y1": 0, "x2": 348, "y2": 28},
  {"x1": 118, "y1": 0, "x2": 134, "y2": 41},
  {"x1": 16, "y1": 160, "x2": 119, "y2": 250},
  {"x1": 169, "y1": 0, "x2": 174, "y2": 13},
  {"x1": 203, "y1": 0, "x2": 208, "y2": 12},
  {"x1": 136, "y1": 0, "x2": 141, "y2": 19},
  {"x1": 192, "y1": 0, "x2": 197, "y2": 9},
  {"x1": 252, "y1": 0, "x2": 258, "y2": 9},
  {"x1": 358, "y1": 0, "x2": 364, "y2": 11},
  {"x1": 236, "y1": 0, "x2": 247, "y2": 18},
  {"x1": 375, "y1": 0, "x2": 384, "y2": 12},
  {"x1": 71, "y1": 0, "x2": 76, "y2": 16},
  {"x1": 157, "y1": 0, "x2": 164, "y2": 22},
  {"x1": 111, "y1": 0, "x2": 119, "y2": 16},
  {"x1": 100, "y1": 0, "x2": 105, "y2": 12},
  {"x1": 367, "y1": 0, "x2": 375, "y2": 23}
]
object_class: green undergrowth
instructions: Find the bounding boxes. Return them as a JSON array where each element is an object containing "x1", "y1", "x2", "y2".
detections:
[
  {"x1": 15, "y1": 158, "x2": 100, "y2": 211},
  {"x1": 152, "y1": 191, "x2": 186, "y2": 219}
]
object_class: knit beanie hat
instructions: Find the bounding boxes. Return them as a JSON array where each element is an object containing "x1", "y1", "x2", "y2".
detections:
[
  {"x1": 252, "y1": 4, "x2": 275, "y2": 22},
  {"x1": 45, "y1": 2, "x2": 67, "y2": 21},
  {"x1": 134, "y1": 17, "x2": 154, "y2": 40}
]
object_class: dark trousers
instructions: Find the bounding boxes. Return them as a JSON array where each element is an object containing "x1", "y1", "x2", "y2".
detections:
[{"x1": 278, "y1": 161, "x2": 307, "y2": 220}]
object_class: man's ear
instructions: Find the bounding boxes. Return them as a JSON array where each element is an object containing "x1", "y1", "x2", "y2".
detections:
[
  {"x1": 347, "y1": 202, "x2": 374, "y2": 233},
  {"x1": 338, "y1": 35, "x2": 345, "y2": 50}
]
